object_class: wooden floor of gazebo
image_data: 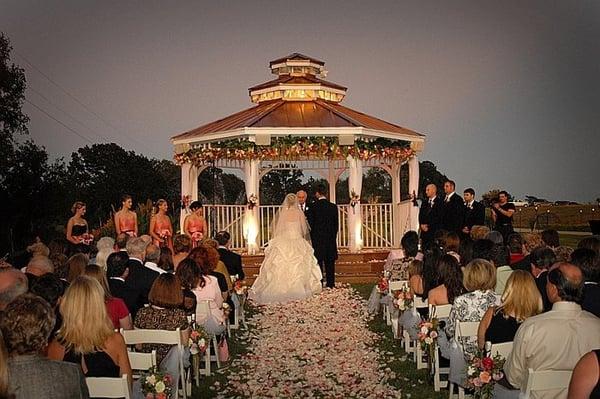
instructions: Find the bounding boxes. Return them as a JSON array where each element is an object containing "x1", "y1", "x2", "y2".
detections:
[{"x1": 242, "y1": 249, "x2": 389, "y2": 284}]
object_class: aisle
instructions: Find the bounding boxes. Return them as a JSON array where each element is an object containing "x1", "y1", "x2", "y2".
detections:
[{"x1": 212, "y1": 286, "x2": 402, "y2": 398}]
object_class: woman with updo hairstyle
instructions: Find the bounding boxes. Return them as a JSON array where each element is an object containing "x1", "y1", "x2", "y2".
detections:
[
  {"x1": 189, "y1": 244, "x2": 229, "y2": 300},
  {"x1": 175, "y1": 258, "x2": 200, "y2": 315},
  {"x1": 186, "y1": 246, "x2": 226, "y2": 335},
  {"x1": 149, "y1": 199, "x2": 173, "y2": 252},
  {"x1": 114, "y1": 194, "x2": 138, "y2": 237},
  {"x1": 66, "y1": 201, "x2": 91, "y2": 256},
  {"x1": 184, "y1": 201, "x2": 208, "y2": 248},
  {"x1": 172, "y1": 234, "x2": 192, "y2": 270}
]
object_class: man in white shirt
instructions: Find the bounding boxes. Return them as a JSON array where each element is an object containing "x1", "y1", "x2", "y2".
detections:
[
  {"x1": 497, "y1": 262, "x2": 600, "y2": 399},
  {"x1": 143, "y1": 244, "x2": 167, "y2": 274}
]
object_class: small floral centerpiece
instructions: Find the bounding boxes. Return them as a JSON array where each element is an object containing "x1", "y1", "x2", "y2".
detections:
[
  {"x1": 140, "y1": 366, "x2": 173, "y2": 399},
  {"x1": 465, "y1": 352, "x2": 506, "y2": 399},
  {"x1": 247, "y1": 194, "x2": 258, "y2": 210},
  {"x1": 391, "y1": 285, "x2": 412, "y2": 311},
  {"x1": 376, "y1": 277, "x2": 389, "y2": 294},
  {"x1": 417, "y1": 318, "x2": 440, "y2": 371},
  {"x1": 80, "y1": 233, "x2": 94, "y2": 245}
]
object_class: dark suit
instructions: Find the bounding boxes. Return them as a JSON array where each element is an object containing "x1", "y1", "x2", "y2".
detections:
[
  {"x1": 306, "y1": 197, "x2": 339, "y2": 288},
  {"x1": 535, "y1": 270, "x2": 551, "y2": 312},
  {"x1": 582, "y1": 282, "x2": 600, "y2": 317},
  {"x1": 418, "y1": 196, "x2": 442, "y2": 250},
  {"x1": 124, "y1": 258, "x2": 159, "y2": 317},
  {"x1": 440, "y1": 193, "x2": 466, "y2": 234},
  {"x1": 218, "y1": 247, "x2": 245, "y2": 280},
  {"x1": 108, "y1": 277, "x2": 137, "y2": 315},
  {"x1": 463, "y1": 200, "x2": 486, "y2": 231}
]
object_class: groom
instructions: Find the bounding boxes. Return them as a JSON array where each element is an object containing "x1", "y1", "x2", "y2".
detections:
[{"x1": 306, "y1": 184, "x2": 339, "y2": 288}]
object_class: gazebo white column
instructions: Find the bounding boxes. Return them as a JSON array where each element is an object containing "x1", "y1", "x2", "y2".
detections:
[
  {"x1": 408, "y1": 155, "x2": 420, "y2": 232},
  {"x1": 179, "y1": 162, "x2": 199, "y2": 232},
  {"x1": 347, "y1": 156, "x2": 363, "y2": 252},
  {"x1": 243, "y1": 159, "x2": 260, "y2": 254},
  {"x1": 390, "y1": 161, "x2": 402, "y2": 247}
]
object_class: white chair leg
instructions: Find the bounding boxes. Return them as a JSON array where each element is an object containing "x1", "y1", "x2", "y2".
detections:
[{"x1": 212, "y1": 336, "x2": 221, "y2": 368}]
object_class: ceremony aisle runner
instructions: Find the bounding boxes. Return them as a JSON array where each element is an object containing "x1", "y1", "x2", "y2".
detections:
[{"x1": 212, "y1": 285, "x2": 402, "y2": 398}]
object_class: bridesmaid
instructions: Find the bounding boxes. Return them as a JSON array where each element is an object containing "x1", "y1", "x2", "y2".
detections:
[
  {"x1": 66, "y1": 201, "x2": 91, "y2": 255},
  {"x1": 114, "y1": 194, "x2": 138, "y2": 237},
  {"x1": 149, "y1": 199, "x2": 173, "y2": 251},
  {"x1": 183, "y1": 201, "x2": 208, "y2": 248}
]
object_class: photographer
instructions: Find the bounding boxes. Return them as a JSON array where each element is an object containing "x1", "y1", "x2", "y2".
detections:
[{"x1": 491, "y1": 191, "x2": 515, "y2": 242}]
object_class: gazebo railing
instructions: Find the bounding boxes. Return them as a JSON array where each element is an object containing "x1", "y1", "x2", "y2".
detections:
[{"x1": 205, "y1": 203, "x2": 395, "y2": 251}]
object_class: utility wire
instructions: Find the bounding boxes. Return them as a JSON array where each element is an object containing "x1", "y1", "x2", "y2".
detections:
[
  {"x1": 15, "y1": 51, "x2": 154, "y2": 152},
  {"x1": 25, "y1": 98, "x2": 94, "y2": 144}
]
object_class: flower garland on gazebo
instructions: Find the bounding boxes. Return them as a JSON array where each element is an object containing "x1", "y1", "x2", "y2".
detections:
[{"x1": 174, "y1": 136, "x2": 415, "y2": 166}]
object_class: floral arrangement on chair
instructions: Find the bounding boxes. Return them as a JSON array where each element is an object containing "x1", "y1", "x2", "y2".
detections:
[
  {"x1": 391, "y1": 285, "x2": 412, "y2": 311},
  {"x1": 189, "y1": 325, "x2": 209, "y2": 355},
  {"x1": 465, "y1": 352, "x2": 506, "y2": 399},
  {"x1": 376, "y1": 277, "x2": 389, "y2": 294},
  {"x1": 234, "y1": 280, "x2": 249, "y2": 296},
  {"x1": 417, "y1": 318, "x2": 439, "y2": 371},
  {"x1": 222, "y1": 302, "x2": 231, "y2": 318},
  {"x1": 247, "y1": 194, "x2": 258, "y2": 210},
  {"x1": 140, "y1": 366, "x2": 173, "y2": 399}
]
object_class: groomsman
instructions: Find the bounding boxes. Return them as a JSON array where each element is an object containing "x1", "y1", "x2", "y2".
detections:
[
  {"x1": 462, "y1": 188, "x2": 485, "y2": 235},
  {"x1": 419, "y1": 183, "x2": 442, "y2": 250},
  {"x1": 440, "y1": 180, "x2": 466, "y2": 234}
]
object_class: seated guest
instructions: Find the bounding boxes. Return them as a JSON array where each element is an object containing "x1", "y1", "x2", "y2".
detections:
[
  {"x1": 124, "y1": 237, "x2": 158, "y2": 317},
  {"x1": 29, "y1": 273, "x2": 66, "y2": 336},
  {"x1": 511, "y1": 232, "x2": 543, "y2": 272},
  {"x1": 1, "y1": 294, "x2": 89, "y2": 399},
  {"x1": 459, "y1": 238, "x2": 474, "y2": 267},
  {"x1": 105, "y1": 252, "x2": 137, "y2": 314},
  {"x1": 477, "y1": 270, "x2": 542, "y2": 349},
  {"x1": 529, "y1": 246, "x2": 557, "y2": 312},
  {"x1": 571, "y1": 248, "x2": 600, "y2": 317},
  {"x1": 444, "y1": 259, "x2": 500, "y2": 358},
  {"x1": 470, "y1": 225, "x2": 490, "y2": 241},
  {"x1": 486, "y1": 231, "x2": 504, "y2": 246},
  {"x1": 490, "y1": 244, "x2": 513, "y2": 295},
  {"x1": 443, "y1": 232, "x2": 461, "y2": 263},
  {"x1": 428, "y1": 254, "x2": 465, "y2": 306},
  {"x1": 65, "y1": 253, "x2": 88, "y2": 283},
  {"x1": 541, "y1": 228, "x2": 560, "y2": 249},
  {"x1": 472, "y1": 239, "x2": 495, "y2": 261},
  {"x1": 384, "y1": 231, "x2": 419, "y2": 281},
  {"x1": 0, "y1": 268, "x2": 28, "y2": 311},
  {"x1": 554, "y1": 245, "x2": 574, "y2": 263},
  {"x1": 84, "y1": 264, "x2": 132, "y2": 330},
  {"x1": 202, "y1": 239, "x2": 233, "y2": 292},
  {"x1": 187, "y1": 246, "x2": 227, "y2": 335},
  {"x1": 114, "y1": 233, "x2": 130, "y2": 252},
  {"x1": 216, "y1": 230, "x2": 245, "y2": 280},
  {"x1": 568, "y1": 350, "x2": 600, "y2": 399},
  {"x1": 25, "y1": 255, "x2": 54, "y2": 287},
  {"x1": 144, "y1": 244, "x2": 168, "y2": 274},
  {"x1": 421, "y1": 247, "x2": 443, "y2": 300},
  {"x1": 189, "y1": 246, "x2": 228, "y2": 301},
  {"x1": 408, "y1": 259, "x2": 424, "y2": 297},
  {"x1": 498, "y1": 263, "x2": 600, "y2": 398},
  {"x1": 578, "y1": 235, "x2": 600, "y2": 255},
  {"x1": 48, "y1": 238, "x2": 68, "y2": 279},
  {"x1": 134, "y1": 274, "x2": 190, "y2": 366},
  {"x1": 158, "y1": 247, "x2": 174, "y2": 273},
  {"x1": 48, "y1": 276, "x2": 132, "y2": 387},
  {"x1": 174, "y1": 258, "x2": 199, "y2": 315},
  {"x1": 506, "y1": 233, "x2": 525, "y2": 265},
  {"x1": 172, "y1": 234, "x2": 192, "y2": 270},
  {"x1": 94, "y1": 237, "x2": 114, "y2": 270},
  {"x1": 27, "y1": 242, "x2": 50, "y2": 258},
  {"x1": 0, "y1": 330, "x2": 9, "y2": 399}
]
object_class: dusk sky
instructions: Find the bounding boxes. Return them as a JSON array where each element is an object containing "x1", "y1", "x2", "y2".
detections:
[{"x1": 2, "y1": 1, "x2": 599, "y2": 202}]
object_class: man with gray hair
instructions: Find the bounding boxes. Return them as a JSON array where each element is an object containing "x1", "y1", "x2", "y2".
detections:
[
  {"x1": 125, "y1": 237, "x2": 158, "y2": 317},
  {"x1": 26, "y1": 256, "x2": 54, "y2": 277},
  {"x1": 144, "y1": 244, "x2": 166, "y2": 274},
  {"x1": 0, "y1": 268, "x2": 28, "y2": 310}
]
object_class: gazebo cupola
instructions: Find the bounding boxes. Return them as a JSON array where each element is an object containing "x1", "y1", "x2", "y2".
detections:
[{"x1": 172, "y1": 53, "x2": 426, "y2": 254}]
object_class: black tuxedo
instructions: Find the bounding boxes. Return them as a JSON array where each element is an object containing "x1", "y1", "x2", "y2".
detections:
[
  {"x1": 418, "y1": 196, "x2": 442, "y2": 249},
  {"x1": 218, "y1": 247, "x2": 245, "y2": 280},
  {"x1": 306, "y1": 197, "x2": 339, "y2": 288},
  {"x1": 440, "y1": 193, "x2": 466, "y2": 234},
  {"x1": 583, "y1": 282, "x2": 600, "y2": 317},
  {"x1": 535, "y1": 270, "x2": 551, "y2": 312},
  {"x1": 463, "y1": 200, "x2": 486, "y2": 231},
  {"x1": 124, "y1": 258, "x2": 159, "y2": 317},
  {"x1": 108, "y1": 277, "x2": 137, "y2": 316}
]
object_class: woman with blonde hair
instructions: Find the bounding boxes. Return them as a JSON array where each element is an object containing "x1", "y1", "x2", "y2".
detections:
[
  {"x1": 48, "y1": 276, "x2": 132, "y2": 387},
  {"x1": 149, "y1": 199, "x2": 173, "y2": 251},
  {"x1": 84, "y1": 264, "x2": 132, "y2": 330},
  {"x1": 65, "y1": 253, "x2": 88, "y2": 283},
  {"x1": 477, "y1": 270, "x2": 542, "y2": 349},
  {"x1": 65, "y1": 201, "x2": 91, "y2": 255}
]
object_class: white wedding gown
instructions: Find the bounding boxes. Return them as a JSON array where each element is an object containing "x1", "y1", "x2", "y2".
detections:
[{"x1": 249, "y1": 216, "x2": 323, "y2": 305}]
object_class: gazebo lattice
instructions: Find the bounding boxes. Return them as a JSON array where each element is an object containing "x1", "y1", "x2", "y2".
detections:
[{"x1": 172, "y1": 53, "x2": 425, "y2": 253}]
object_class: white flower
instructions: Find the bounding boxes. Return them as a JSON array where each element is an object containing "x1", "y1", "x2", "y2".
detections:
[
  {"x1": 155, "y1": 381, "x2": 166, "y2": 393},
  {"x1": 190, "y1": 343, "x2": 199, "y2": 355},
  {"x1": 424, "y1": 337, "x2": 433, "y2": 345},
  {"x1": 199, "y1": 338, "x2": 206, "y2": 347},
  {"x1": 467, "y1": 366, "x2": 477, "y2": 376},
  {"x1": 420, "y1": 326, "x2": 429, "y2": 334},
  {"x1": 146, "y1": 375, "x2": 156, "y2": 385}
]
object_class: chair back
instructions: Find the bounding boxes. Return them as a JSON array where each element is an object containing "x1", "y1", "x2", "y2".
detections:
[
  {"x1": 86, "y1": 375, "x2": 130, "y2": 399},
  {"x1": 455, "y1": 321, "x2": 479, "y2": 342},
  {"x1": 414, "y1": 296, "x2": 428, "y2": 309},
  {"x1": 522, "y1": 368, "x2": 572, "y2": 397},
  {"x1": 388, "y1": 280, "x2": 409, "y2": 291},
  {"x1": 195, "y1": 299, "x2": 212, "y2": 323},
  {"x1": 488, "y1": 341, "x2": 513, "y2": 359},
  {"x1": 429, "y1": 304, "x2": 452, "y2": 319},
  {"x1": 121, "y1": 328, "x2": 181, "y2": 345},
  {"x1": 128, "y1": 350, "x2": 157, "y2": 373}
]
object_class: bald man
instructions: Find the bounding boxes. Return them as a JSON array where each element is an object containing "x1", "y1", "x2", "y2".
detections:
[
  {"x1": 297, "y1": 190, "x2": 308, "y2": 213},
  {"x1": 499, "y1": 263, "x2": 600, "y2": 398},
  {"x1": 0, "y1": 268, "x2": 28, "y2": 310},
  {"x1": 418, "y1": 184, "x2": 442, "y2": 250}
]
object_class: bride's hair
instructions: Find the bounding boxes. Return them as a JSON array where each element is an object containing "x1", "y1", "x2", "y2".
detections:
[{"x1": 283, "y1": 193, "x2": 297, "y2": 209}]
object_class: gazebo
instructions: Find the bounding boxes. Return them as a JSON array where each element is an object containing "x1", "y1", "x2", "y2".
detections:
[{"x1": 171, "y1": 53, "x2": 425, "y2": 254}]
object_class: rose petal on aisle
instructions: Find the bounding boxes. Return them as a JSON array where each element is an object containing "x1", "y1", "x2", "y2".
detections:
[{"x1": 214, "y1": 285, "x2": 401, "y2": 398}]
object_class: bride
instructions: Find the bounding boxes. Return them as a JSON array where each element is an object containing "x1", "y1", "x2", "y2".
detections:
[{"x1": 249, "y1": 193, "x2": 323, "y2": 304}]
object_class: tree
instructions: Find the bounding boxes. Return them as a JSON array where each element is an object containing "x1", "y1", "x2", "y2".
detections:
[
  {"x1": 198, "y1": 167, "x2": 245, "y2": 205},
  {"x1": 259, "y1": 168, "x2": 304, "y2": 205}
]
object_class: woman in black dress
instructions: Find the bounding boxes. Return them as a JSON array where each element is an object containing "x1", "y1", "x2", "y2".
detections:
[{"x1": 65, "y1": 201, "x2": 92, "y2": 256}]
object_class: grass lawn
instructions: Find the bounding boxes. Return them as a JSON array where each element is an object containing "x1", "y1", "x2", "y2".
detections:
[{"x1": 191, "y1": 285, "x2": 446, "y2": 398}]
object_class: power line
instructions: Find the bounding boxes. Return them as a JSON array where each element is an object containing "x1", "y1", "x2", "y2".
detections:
[
  {"x1": 14, "y1": 50, "x2": 154, "y2": 152},
  {"x1": 25, "y1": 98, "x2": 94, "y2": 144}
]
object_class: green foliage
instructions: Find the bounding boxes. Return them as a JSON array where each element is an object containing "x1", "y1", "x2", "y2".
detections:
[
  {"x1": 198, "y1": 167, "x2": 245, "y2": 205},
  {"x1": 259, "y1": 168, "x2": 304, "y2": 204}
]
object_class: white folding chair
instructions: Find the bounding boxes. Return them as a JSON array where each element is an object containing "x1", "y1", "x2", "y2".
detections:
[
  {"x1": 229, "y1": 293, "x2": 246, "y2": 331},
  {"x1": 195, "y1": 299, "x2": 222, "y2": 377},
  {"x1": 121, "y1": 328, "x2": 187, "y2": 399},
  {"x1": 429, "y1": 303, "x2": 452, "y2": 319},
  {"x1": 448, "y1": 321, "x2": 480, "y2": 399},
  {"x1": 521, "y1": 368, "x2": 572, "y2": 398},
  {"x1": 488, "y1": 341, "x2": 513, "y2": 360},
  {"x1": 127, "y1": 350, "x2": 157, "y2": 379},
  {"x1": 385, "y1": 280, "x2": 408, "y2": 325},
  {"x1": 433, "y1": 342, "x2": 450, "y2": 392},
  {"x1": 86, "y1": 375, "x2": 130, "y2": 399},
  {"x1": 413, "y1": 297, "x2": 429, "y2": 369}
]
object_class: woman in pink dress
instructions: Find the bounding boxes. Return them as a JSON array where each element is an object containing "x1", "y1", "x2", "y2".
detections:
[
  {"x1": 183, "y1": 201, "x2": 208, "y2": 248},
  {"x1": 114, "y1": 194, "x2": 138, "y2": 237},
  {"x1": 149, "y1": 199, "x2": 173, "y2": 252}
]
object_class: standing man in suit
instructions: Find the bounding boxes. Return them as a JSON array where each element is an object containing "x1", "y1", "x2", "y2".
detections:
[
  {"x1": 306, "y1": 184, "x2": 339, "y2": 288},
  {"x1": 124, "y1": 237, "x2": 159, "y2": 317},
  {"x1": 440, "y1": 180, "x2": 466, "y2": 234},
  {"x1": 215, "y1": 230, "x2": 245, "y2": 280},
  {"x1": 297, "y1": 190, "x2": 309, "y2": 213},
  {"x1": 419, "y1": 183, "x2": 442, "y2": 250},
  {"x1": 462, "y1": 188, "x2": 486, "y2": 235}
]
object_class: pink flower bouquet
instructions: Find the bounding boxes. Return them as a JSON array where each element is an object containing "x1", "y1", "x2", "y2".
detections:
[
  {"x1": 465, "y1": 352, "x2": 505, "y2": 398},
  {"x1": 140, "y1": 367, "x2": 173, "y2": 399},
  {"x1": 376, "y1": 277, "x2": 389, "y2": 294},
  {"x1": 391, "y1": 286, "x2": 412, "y2": 311}
]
